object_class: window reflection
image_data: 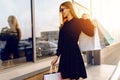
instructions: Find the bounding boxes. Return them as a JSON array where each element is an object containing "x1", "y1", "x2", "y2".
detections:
[
  {"x1": 34, "y1": 0, "x2": 90, "y2": 60},
  {"x1": 34, "y1": 0, "x2": 66, "y2": 60},
  {"x1": 0, "y1": 15, "x2": 21, "y2": 65},
  {"x1": 0, "y1": 0, "x2": 32, "y2": 69},
  {"x1": 73, "y1": 1, "x2": 90, "y2": 18},
  {"x1": 36, "y1": 31, "x2": 58, "y2": 60},
  {"x1": 74, "y1": 0, "x2": 90, "y2": 9}
]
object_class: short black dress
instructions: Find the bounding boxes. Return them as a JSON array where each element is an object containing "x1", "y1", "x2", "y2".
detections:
[{"x1": 56, "y1": 18, "x2": 94, "y2": 79}]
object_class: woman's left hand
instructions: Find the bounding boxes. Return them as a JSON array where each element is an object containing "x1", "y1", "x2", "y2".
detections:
[{"x1": 51, "y1": 56, "x2": 59, "y2": 66}]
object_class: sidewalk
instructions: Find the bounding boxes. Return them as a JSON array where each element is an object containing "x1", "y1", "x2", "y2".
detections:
[
  {"x1": 85, "y1": 65, "x2": 115, "y2": 80},
  {"x1": 0, "y1": 57, "x2": 117, "y2": 80}
]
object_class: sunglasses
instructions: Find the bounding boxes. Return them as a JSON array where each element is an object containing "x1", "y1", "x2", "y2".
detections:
[{"x1": 60, "y1": 8, "x2": 67, "y2": 12}]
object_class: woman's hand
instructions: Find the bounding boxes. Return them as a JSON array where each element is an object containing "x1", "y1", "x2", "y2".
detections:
[{"x1": 51, "y1": 56, "x2": 59, "y2": 66}]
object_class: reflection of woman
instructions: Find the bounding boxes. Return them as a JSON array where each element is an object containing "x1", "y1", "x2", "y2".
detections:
[
  {"x1": 51, "y1": 1, "x2": 94, "y2": 80},
  {"x1": 1, "y1": 15, "x2": 21, "y2": 64}
]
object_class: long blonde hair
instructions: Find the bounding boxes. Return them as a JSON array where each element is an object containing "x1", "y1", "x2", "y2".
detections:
[
  {"x1": 8, "y1": 15, "x2": 21, "y2": 40},
  {"x1": 59, "y1": 1, "x2": 78, "y2": 27}
]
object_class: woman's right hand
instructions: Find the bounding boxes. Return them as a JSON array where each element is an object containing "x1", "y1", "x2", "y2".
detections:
[{"x1": 51, "y1": 56, "x2": 59, "y2": 66}]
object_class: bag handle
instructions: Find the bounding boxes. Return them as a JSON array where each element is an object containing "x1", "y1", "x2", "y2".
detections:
[{"x1": 49, "y1": 65, "x2": 57, "y2": 73}]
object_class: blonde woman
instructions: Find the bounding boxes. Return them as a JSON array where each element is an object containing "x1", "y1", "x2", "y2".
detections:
[
  {"x1": 51, "y1": 1, "x2": 95, "y2": 80},
  {"x1": 1, "y1": 15, "x2": 21, "y2": 65}
]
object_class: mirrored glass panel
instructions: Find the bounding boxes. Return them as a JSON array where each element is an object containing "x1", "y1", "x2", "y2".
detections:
[
  {"x1": 73, "y1": 0, "x2": 90, "y2": 18},
  {"x1": 74, "y1": 0, "x2": 90, "y2": 9},
  {"x1": 35, "y1": 0, "x2": 68, "y2": 60},
  {"x1": 0, "y1": 0, "x2": 32, "y2": 69}
]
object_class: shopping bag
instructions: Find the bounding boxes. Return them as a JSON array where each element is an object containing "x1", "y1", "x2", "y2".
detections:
[
  {"x1": 43, "y1": 66, "x2": 62, "y2": 80},
  {"x1": 79, "y1": 19, "x2": 114, "y2": 52},
  {"x1": 79, "y1": 27, "x2": 101, "y2": 51},
  {"x1": 93, "y1": 19, "x2": 114, "y2": 45},
  {"x1": 97, "y1": 26, "x2": 109, "y2": 47}
]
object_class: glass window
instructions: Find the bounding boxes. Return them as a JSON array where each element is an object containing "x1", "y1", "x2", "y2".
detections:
[
  {"x1": 73, "y1": 0, "x2": 90, "y2": 18},
  {"x1": 35, "y1": 0, "x2": 68, "y2": 60},
  {"x1": 34, "y1": 0, "x2": 91, "y2": 60},
  {"x1": 74, "y1": 0, "x2": 90, "y2": 9},
  {"x1": 0, "y1": 0, "x2": 32, "y2": 69}
]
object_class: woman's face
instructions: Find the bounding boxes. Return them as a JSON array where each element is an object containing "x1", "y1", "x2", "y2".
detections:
[
  {"x1": 8, "y1": 16, "x2": 16, "y2": 27},
  {"x1": 60, "y1": 6, "x2": 70, "y2": 18}
]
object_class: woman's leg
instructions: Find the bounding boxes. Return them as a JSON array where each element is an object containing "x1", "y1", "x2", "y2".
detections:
[
  {"x1": 71, "y1": 77, "x2": 84, "y2": 80},
  {"x1": 1, "y1": 44, "x2": 10, "y2": 61},
  {"x1": 63, "y1": 78, "x2": 71, "y2": 80},
  {"x1": 71, "y1": 79, "x2": 79, "y2": 80},
  {"x1": 9, "y1": 53, "x2": 14, "y2": 65},
  {"x1": 13, "y1": 40, "x2": 19, "y2": 59},
  {"x1": 79, "y1": 77, "x2": 84, "y2": 80}
]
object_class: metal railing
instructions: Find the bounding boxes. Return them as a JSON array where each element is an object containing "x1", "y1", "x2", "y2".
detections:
[{"x1": 109, "y1": 61, "x2": 120, "y2": 80}]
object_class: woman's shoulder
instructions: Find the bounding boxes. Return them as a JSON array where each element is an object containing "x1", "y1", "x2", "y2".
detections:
[
  {"x1": 74, "y1": 18, "x2": 86, "y2": 23},
  {"x1": 73, "y1": 18, "x2": 83, "y2": 25},
  {"x1": 79, "y1": 18, "x2": 93, "y2": 25}
]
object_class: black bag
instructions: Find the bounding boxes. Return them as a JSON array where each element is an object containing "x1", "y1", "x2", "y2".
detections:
[
  {"x1": 0, "y1": 27, "x2": 18, "y2": 41},
  {"x1": 0, "y1": 33, "x2": 10, "y2": 41}
]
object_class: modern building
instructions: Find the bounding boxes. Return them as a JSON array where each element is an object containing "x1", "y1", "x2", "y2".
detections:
[
  {"x1": 41, "y1": 31, "x2": 59, "y2": 42},
  {"x1": 0, "y1": 0, "x2": 120, "y2": 80}
]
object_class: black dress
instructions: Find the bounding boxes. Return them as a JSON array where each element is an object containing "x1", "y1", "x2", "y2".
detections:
[
  {"x1": 1, "y1": 31, "x2": 20, "y2": 61},
  {"x1": 56, "y1": 18, "x2": 94, "y2": 79}
]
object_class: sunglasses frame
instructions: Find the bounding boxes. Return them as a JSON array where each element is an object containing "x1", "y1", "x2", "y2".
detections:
[{"x1": 60, "y1": 8, "x2": 67, "y2": 12}]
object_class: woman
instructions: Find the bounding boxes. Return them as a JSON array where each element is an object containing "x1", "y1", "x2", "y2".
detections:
[
  {"x1": 1, "y1": 15, "x2": 21, "y2": 65},
  {"x1": 51, "y1": 1, "x2": 94, "y2": 80}
]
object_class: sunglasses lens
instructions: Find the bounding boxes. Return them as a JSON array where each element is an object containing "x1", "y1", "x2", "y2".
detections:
[{"x1": 60, "y1": 9, "x2": 64, "y2": 12}]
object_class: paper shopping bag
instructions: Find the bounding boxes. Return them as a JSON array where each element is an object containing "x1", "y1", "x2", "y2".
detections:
[
  {"x1": 43, "y1": 66, "x2": 62, "y2": 80},
  {"x1": 44, "y1": 72, "x2": 62, "y2": 80},
  {"x1": 79, "y1": 27, "x2": 101, "y2": 51},
  {"x1": 93, "y1": 19, "x2": 114, "y2": 45}
]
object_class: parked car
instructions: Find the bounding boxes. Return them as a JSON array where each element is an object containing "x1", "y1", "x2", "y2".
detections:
[
  {"x1": 36, "y1": 41, "x2": 57, "y2": 57},
  {"x1": 18, "y1": 40, "x2": 33, "y2": 61},
  {"x1": 18, "y1": 40, "x2": 31, "y2": 51}
]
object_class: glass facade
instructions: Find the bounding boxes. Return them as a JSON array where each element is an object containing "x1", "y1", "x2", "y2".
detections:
[
  {"x1": 73, "y1": 1, "x2": 90, "y2": 18},
  {"x1": 34, "y1": 0, "x2": 70, "y2": 60},
  {"x1": 0, "y1": 1, "x2": 120, "y2": 80},
  {"x1": 0, "y1": 0, "x2": 72, "y2": 69},
  {"x1": 0, "y1": 0, "x2": 91, "y2": 69},
  {"x1": 0, "y1": 0, "x2": 32, "y2": 69}
]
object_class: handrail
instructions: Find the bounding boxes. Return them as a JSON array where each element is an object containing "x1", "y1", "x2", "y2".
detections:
[{"x1": 109, "y1": 61, "x2": 120, "y2": 80}]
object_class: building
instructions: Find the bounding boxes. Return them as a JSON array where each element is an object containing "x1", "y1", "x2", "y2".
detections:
[{"x1": 41, "y1": 31, "x2": 59, "y2": 42}]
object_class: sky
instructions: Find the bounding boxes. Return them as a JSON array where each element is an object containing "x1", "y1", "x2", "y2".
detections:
[
  {"x1": 0, "y1": 0, "x2": 69, "y2": 39},
  {"x1": 0, "y1": 0, "x2": 31, "y2": 39},
  {"x1": 0, "y1": 0, "x2": 120, "y2": 42}
]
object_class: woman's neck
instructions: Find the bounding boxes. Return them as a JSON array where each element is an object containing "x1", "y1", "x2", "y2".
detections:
[
  {"x1": 9, "y1": 26, "x2": 16, "y2": 32},
  {"x1": 67, "y1": 13, "x2": 73, "y2": 21}
]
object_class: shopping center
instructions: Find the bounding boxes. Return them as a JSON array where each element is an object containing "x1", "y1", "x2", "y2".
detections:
[{"x1": 0, "y1": 0, "x2": 120, "y2": 80}]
